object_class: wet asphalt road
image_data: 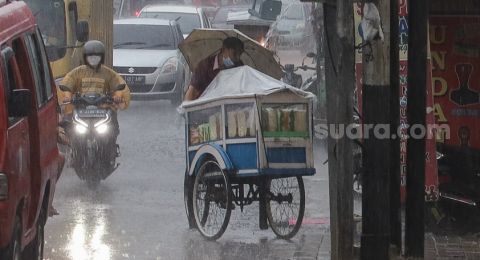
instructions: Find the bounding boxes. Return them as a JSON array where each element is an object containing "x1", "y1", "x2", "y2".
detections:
[{"x1": 43, "y1": 51, "x2": 330, "y2": 260}]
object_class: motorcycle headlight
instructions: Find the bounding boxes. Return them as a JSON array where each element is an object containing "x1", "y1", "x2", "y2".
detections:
[
  {"x1": 94, "y1": 114, "x2": 111, "y2": 134},
  {"x1": 96, "y1": 124, "x2": 109, "y2": 134},
  {"x1": 161, "y1": 57, "x2": 178, "y2": 74},
  {"x1": 436, "y1": 151, "x2": 444, "y2": 160},
  {"x1": 73, "y1": 113, "x2": 88, "y2": 127},
  {"x1": 260, "y1": 38, "x2": 266, "y2": 47},
  {"x1": 75, "y1": 124, "x2": 88, "y2": 134}
]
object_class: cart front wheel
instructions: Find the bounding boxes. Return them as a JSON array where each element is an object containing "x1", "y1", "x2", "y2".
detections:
[
  {"x1": 266, "y1": 176, "x2": 305, "y2": 239},
  {"x1": 193, "y1": 160, "x2": 232, "y2": 240}
]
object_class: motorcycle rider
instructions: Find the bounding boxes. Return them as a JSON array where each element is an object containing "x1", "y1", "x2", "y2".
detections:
[{"x1": 59, "y1": 40, "x2": 130, "y2": 147}]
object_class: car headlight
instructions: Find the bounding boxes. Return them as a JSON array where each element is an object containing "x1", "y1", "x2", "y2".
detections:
[
  {"x1": 75, "y1": 124, "x2": 88, "y2": 134},
  {"x1": 161, "y1": 57, "x2": 178, "y2": 74},
  {"x1": 96, "y1": 124, "x2": 109, "y2": 134},
  {"x1": 0, "y1": 173, "x2": 7, "y2": 200},
  {"x1": 259, "y1": 37, "x2": 266, "y2": 47}
]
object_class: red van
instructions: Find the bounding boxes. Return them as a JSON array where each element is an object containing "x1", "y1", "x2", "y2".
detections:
[{"x1": 0, "y1": 1, "x2": 64, "y2": 259}]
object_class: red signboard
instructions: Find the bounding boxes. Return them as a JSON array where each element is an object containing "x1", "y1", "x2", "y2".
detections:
[
  {"x1": 425, "y1": 54, "x2": 439, "y2": 201},
  {"x1": 430, "y1": 16, "x2": 480, "y2": 150}
]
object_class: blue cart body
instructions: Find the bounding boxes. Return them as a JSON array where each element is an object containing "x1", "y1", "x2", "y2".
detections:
[
  {"x1": 185, "y1": 91, "x2": 316, "y2": 178},
  {"x1": 182, "y1": 66, "x2": 316, "y2": 240}
]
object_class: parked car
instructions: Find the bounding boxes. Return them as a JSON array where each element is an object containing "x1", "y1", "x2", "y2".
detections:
[
  {"x1": 115, "y1": 0, "x2": 186, "y2": 18},
  {"x1": 201, "y1": 5, "x2": 219, "y2": 21},
  {"x1": 265, "y1": 1, "x2": 314, "y2": 54},
  {"x1": 0, "y1": 1, "x2": 64, "y2": 259},
  {"x1": 211, "y1": 4, "x2": 250, "y2": 29},
  {"x1": 138, "y1": 5, "x2": 211, "y2": 38},
  {"x1": 113, "y1": 18, "x2": 190, "y2": 104}
]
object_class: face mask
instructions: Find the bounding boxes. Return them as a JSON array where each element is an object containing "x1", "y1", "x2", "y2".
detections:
[
  {"x1": 223, "y1": 57, "x2": 235, "y2": 68},
  {"x1": 86, "y1": 55, "x2": 101, "y2": 67}
]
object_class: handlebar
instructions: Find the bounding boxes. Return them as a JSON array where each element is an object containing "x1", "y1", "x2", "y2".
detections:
[
  {"x1": 296, "y1": 65, "x2": 316, "y2": 71},
  {"x1": 278, "y1": 52, "x2": 317, "y2": 73},
  {"x1": 61, "y1": 94, "x2": 119, "y2": 106},
  {"x1": 280, "y1": 64, "x2": 317, "y2": 72}
]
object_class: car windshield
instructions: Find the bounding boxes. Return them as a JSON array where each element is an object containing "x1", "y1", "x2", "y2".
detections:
[
  {"x1": 139, "y1": 12, "x2": 200, "y2": 35},
  {"x1": 212, "y1": 6, "x2": 249, "y2": 24},
  {"x1": 283, "y1": 4, "x2": 303, "y2": 20},
  {"x1": 114, "y1": 24, "x2": 175, "y2": 50}
]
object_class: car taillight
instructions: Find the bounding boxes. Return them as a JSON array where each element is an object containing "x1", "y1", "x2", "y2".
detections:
[{"x1": 0, "y1": 173, "x2": 7, "y2": 200}]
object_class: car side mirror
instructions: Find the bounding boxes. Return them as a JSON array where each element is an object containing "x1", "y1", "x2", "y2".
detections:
[
  {"x1": 8, "y1": 89, "x2": 32, "y2": 118},
  {"x1": 259, "y1": 0, "x2": 282, "y2": 20},
  {"x1": 76, "y1": 20, "x2": 89, "y2": 43}
]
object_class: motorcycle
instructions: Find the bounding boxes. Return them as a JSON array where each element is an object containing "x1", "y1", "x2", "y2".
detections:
[
  {"x1": 280, "y1": 52, "x2": 317, "y2": 89},
  {"x1": 293, "y1": 52, "x2": 329, "y2": 141},
  {"x1": 280, "y1": 63, "x2": 303, "y2": 88},
  {"x1": 436, "y1": 144, "x2": 480, "y2": 214},
  {"x1": 59, "y1": 85, "x2": 124, "y2": 187},
  {"x1": 299, "y1": 52, "x2": 320, "y2": 90}
]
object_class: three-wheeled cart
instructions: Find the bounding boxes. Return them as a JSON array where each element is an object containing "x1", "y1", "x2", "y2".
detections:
[{"x1": 183, "y1": 66, "x2": 316, "y2": 240}]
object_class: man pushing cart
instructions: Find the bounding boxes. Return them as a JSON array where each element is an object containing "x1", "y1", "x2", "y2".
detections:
[{"x1": 179, "y1": 29, "x2": 316, "y2": 240}]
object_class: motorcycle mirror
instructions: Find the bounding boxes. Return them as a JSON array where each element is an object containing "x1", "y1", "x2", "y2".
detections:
[
  {"x1": 76, "y1": 20, "x2": 89, "y2": 43},
  {"x1": 284, "y1": 64, "x2": 295, "y2": 72},
  {"x1": 306, "y1": 52, "x2": 317, "y2": 58},
  {"x1": 58, "y1": 85, "x2": 71, "y2": 92},
  {"x1": 115, "y1": 84, "x2": 126, "y2": 91}
]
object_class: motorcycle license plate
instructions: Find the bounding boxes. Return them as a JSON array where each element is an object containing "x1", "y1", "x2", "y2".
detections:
[
  {"x1": 123, "y1": 75, "x2": 145, "y2": 85},
  {"x1": 77, "y1": 109, "x2": 107, "y2": 118}
]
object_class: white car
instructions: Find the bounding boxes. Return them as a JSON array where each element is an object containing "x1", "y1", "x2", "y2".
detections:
[
  {"x1": 138, "y1": 5, "x2": 211, "y2": 39},
  {"x1": 113, "y1": 18, "x2": 190, "y2": 104}
]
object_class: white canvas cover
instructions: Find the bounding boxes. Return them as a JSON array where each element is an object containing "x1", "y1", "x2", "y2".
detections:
[{"x1": 182, "y1": 66, "x2": 315, "y2": 108}]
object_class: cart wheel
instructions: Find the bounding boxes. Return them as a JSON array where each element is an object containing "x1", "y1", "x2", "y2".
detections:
[
  {"x1": 266, "y1": 176, "x2": 305, "y2": 239},
  {"x1": 184, "y1": 172, "x2": 196, "y2": 229},
  {"x1": 193, "y1": 160, "x2": 232, "y2": 240}
]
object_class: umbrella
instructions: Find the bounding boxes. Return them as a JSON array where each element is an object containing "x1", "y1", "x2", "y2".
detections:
[{"x1": 178, "y1": 29, "x2": 283, "y2": 80}]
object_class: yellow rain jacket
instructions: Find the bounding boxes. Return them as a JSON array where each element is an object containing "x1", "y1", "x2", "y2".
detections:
[{"x1": 58, "y1": 65, "x2": 131, "y2": 114}]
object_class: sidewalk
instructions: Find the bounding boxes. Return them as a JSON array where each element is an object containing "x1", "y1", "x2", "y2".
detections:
[
  {"x1": 299, "y1": 232, "x2": 480, "y2": 260},
  {"x1": 266, "y1": 231, "x2": 330, "y2": 260},
  {"x1": 425, "y1": 233, "x2": 480, "y2": 259},
  {"x1": 316, "y1": 235, "x2": 331, "y2": 260}
]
